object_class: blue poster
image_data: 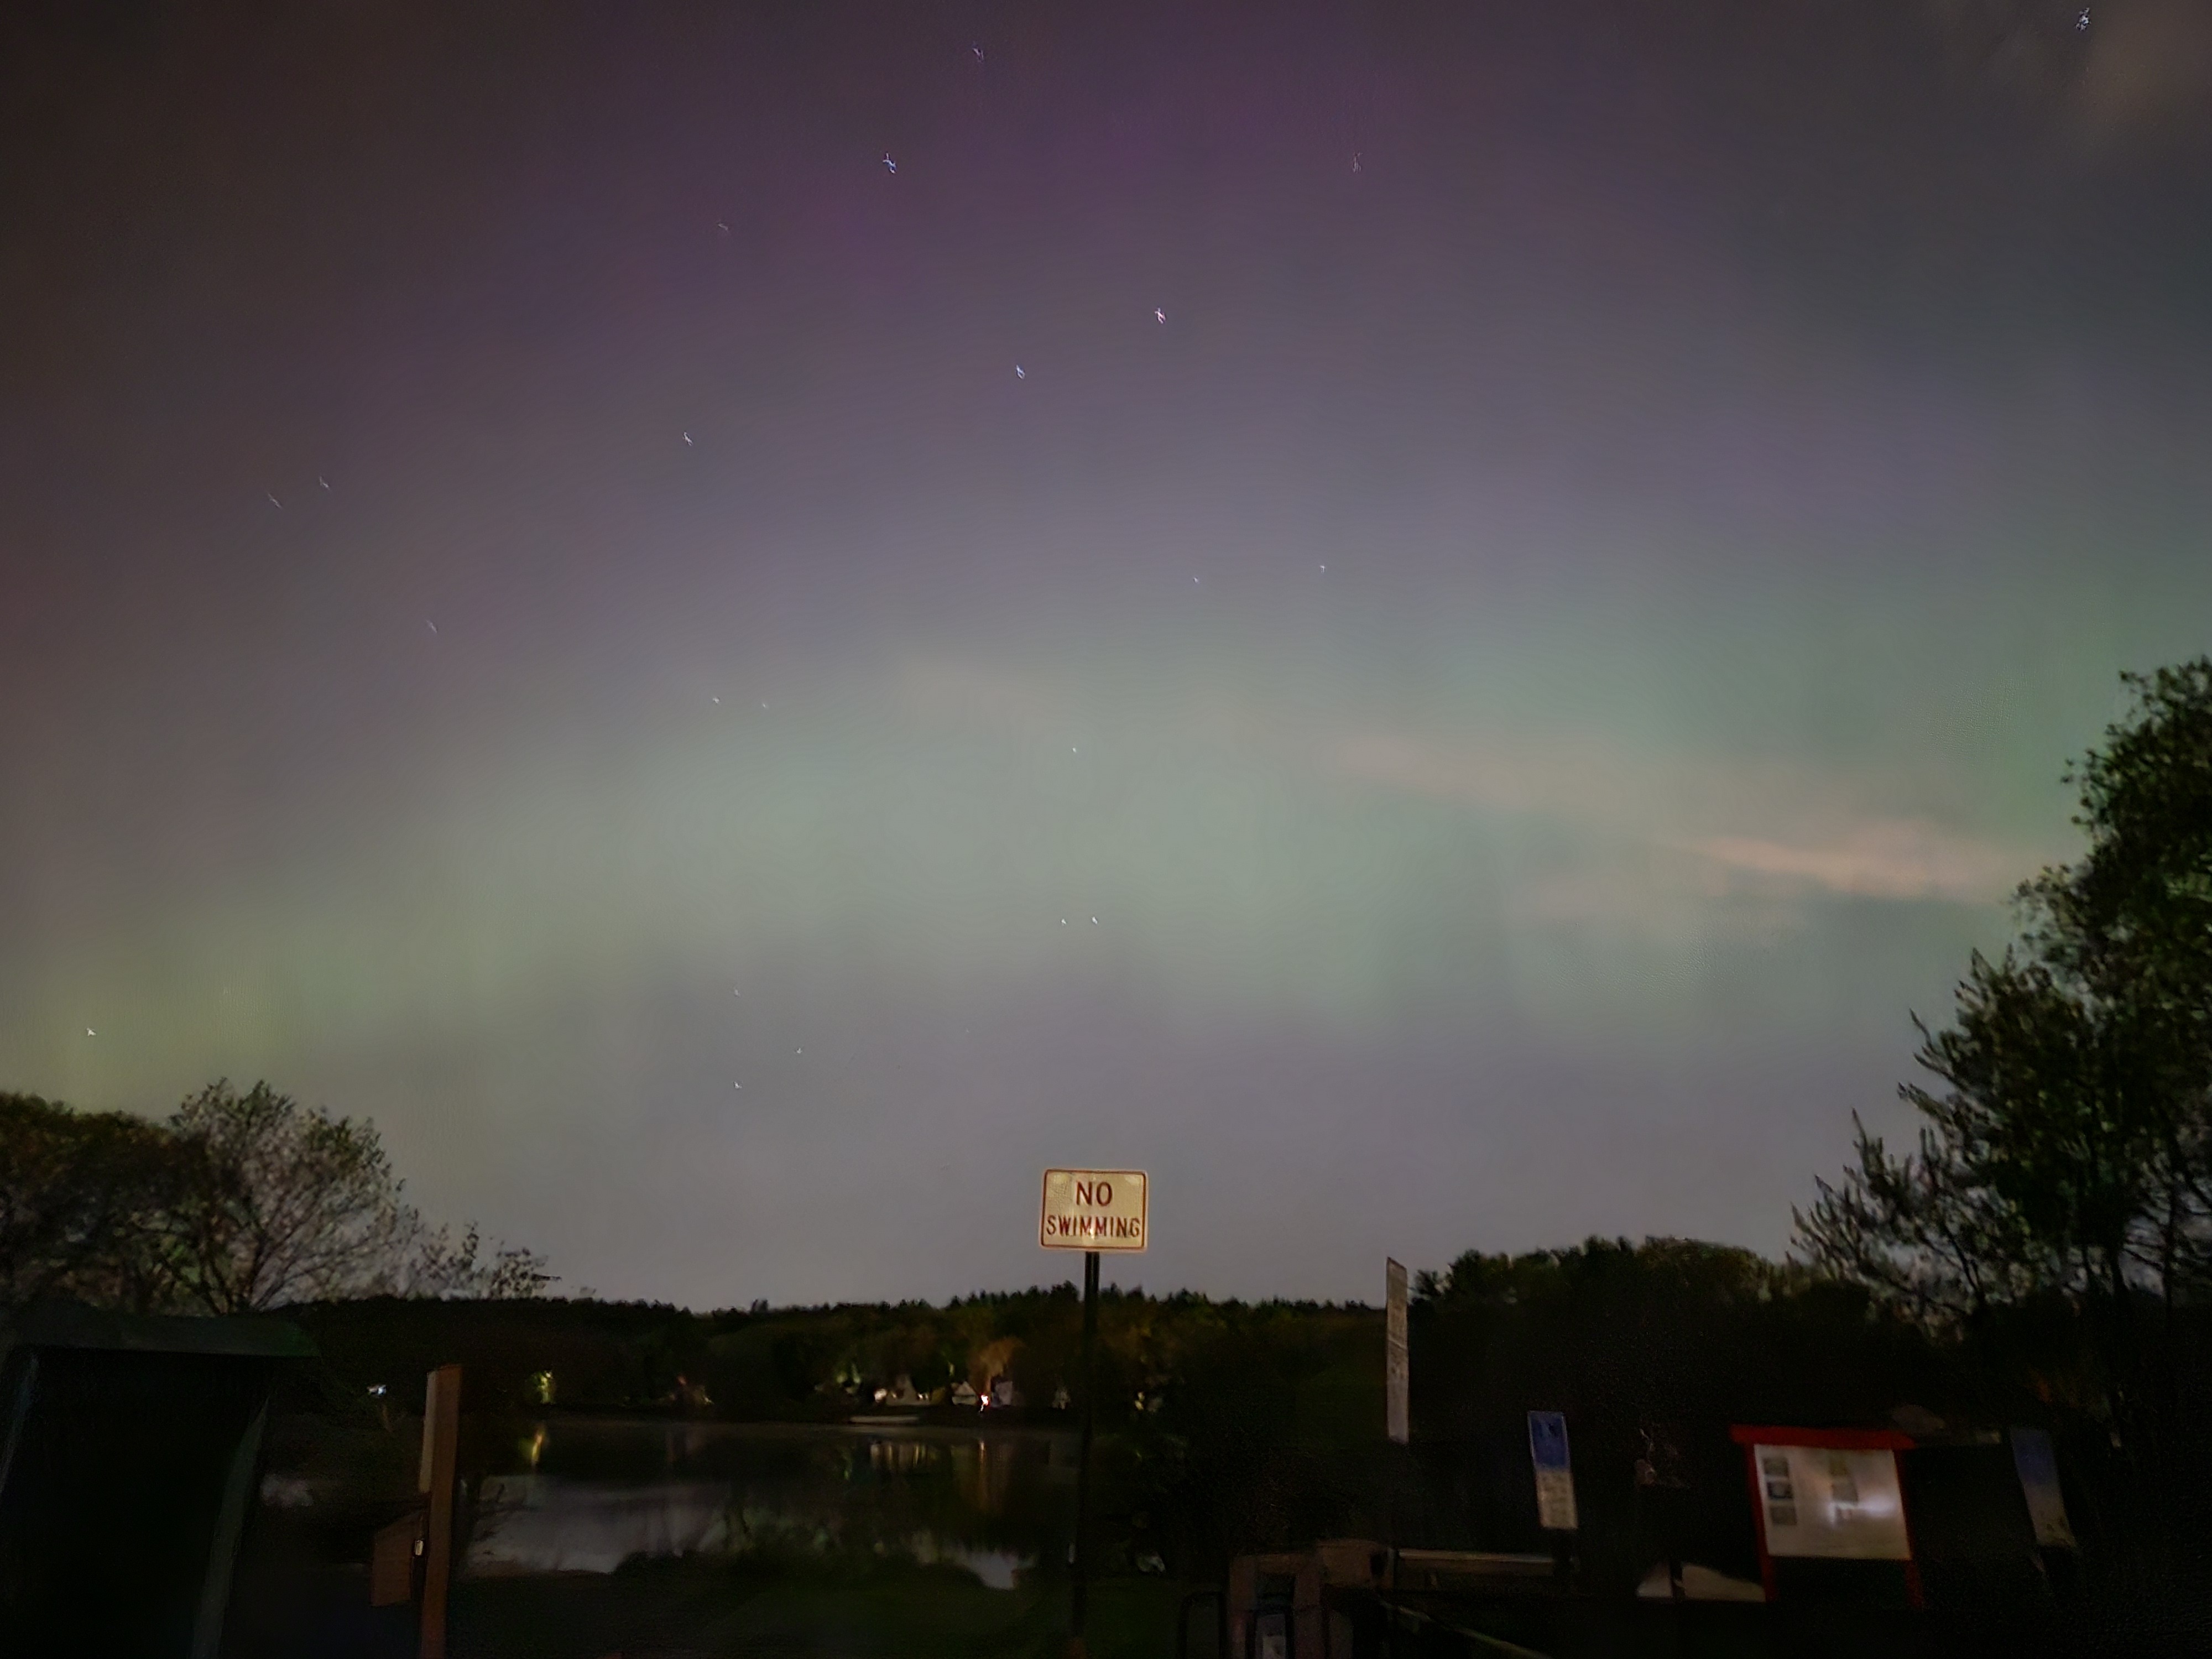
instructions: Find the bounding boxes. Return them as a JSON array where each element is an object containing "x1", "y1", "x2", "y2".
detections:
[
  {"x1": 1528, "y1": 1411, "x2": 1571, "y2": 1472},
  {"x1": 1527, "y1": 1411, "x2": 1577, "y2": 1531}
]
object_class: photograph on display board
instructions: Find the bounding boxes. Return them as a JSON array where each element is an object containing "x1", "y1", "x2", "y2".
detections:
[{"x1": 1752, "y1": 1444, "x2": 1911, "y2": 1562}]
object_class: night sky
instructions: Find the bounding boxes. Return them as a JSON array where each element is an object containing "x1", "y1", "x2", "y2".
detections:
[{"x1": 6, "y1": 2, "x2": 2211, "y2": 1308}]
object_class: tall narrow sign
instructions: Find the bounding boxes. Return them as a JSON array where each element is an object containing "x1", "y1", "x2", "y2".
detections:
[
  {"x1": 1528, "y1": 1411, "x2": 1578, "y2": 1532},
  {"x1": 2011, "y1": 1428, "x2": 2076, "y2": 1550},
  {"x1": 1040, "y1": 1169, "x2": 1144, "y2": 1657},
  {"x1": 1385, "y1": 1259, "x2": 1409, "y2": 1445}
]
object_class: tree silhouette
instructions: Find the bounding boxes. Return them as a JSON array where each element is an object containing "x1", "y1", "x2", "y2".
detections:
[{"x1": 1799, "y1": 658, "x2": 2212, "y2": 1431}]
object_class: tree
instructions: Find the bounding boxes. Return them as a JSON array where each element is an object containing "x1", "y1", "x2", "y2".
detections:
[
  {"x1": 1797, "y1": 659, "x2": 2212, "y2": 1418},
  {"x1": 399, "y1": 1219, "x2": 556, "y2": 1301},
  {"x1": 1797, "y1": 952, "x2": 2154, "y2": 1322},
  {"x1": 2025, "y1": 659, "x2": 2212, "y2": 1310},
  {"x1": 0, "y1": 1092, "x2": 190, "y2": 1310},
  {"x1": 159, "y1": 1079, "x2": 556, "y2": 1313},
  {"x1": 161, "y1": 1081, "x2": 415, "y2": 1314},
  {"x1": 1, "y1": 1078, "x2": 555, "y2": 1316}
]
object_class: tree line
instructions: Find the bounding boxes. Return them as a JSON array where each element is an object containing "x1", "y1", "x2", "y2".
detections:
[
  {"x1": 268, "y1": 1246, "x2": 1952, "y2": 1591},
  {"x1": 6, "y1": 659, "x2": 2208, "y2": 1595},
  {"x1": 0, "y1": 1079, "x2": 550, "y2": 1315}
]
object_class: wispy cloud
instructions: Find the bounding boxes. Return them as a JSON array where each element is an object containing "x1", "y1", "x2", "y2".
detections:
[
  {"x1": 1676, "y1": 825, "x2": 2024, "y2": 904},
  {"x1": 1320, "y1": 722, "x2": 2031, "y2": 905},
  {"x1": 899, "y1": 656, "x2": 2049, "y2": 912}
]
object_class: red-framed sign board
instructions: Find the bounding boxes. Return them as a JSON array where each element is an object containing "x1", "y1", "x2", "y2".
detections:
[{"x1": 1728, "y1": 1425, "x2": 1923, "y2": 1608}]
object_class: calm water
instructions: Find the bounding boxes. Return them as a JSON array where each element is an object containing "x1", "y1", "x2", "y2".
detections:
[{"x1": 466, "y1": 1418, "x2": 1082, "y2": 1585}]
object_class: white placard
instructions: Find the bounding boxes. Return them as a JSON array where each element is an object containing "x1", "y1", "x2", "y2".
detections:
[
  {"x1": 1752, "y1": 1445, "x2": 1910, "y2": 1561},
  {"x1": 1039, "y1": 1169, "x2": 1149, "y2": 1251},
  {"x1": 1385, "y1": 1259, "x2": 1409, "y2": 1445},
  {"x1": 2011, "y1": 1428, "x2": 2076, "y2": 1550},
  {"x1": 1528, "y1": 1411, "x2": 1578, "y2": 1532}
]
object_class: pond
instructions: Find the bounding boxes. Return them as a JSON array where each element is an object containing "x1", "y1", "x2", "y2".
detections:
[{"x1": 464, "y1": 1417, "x2": 1083, "y2": 1587}]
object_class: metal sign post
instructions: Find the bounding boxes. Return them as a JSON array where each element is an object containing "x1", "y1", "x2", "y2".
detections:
[
  {"x1": 1385, "y1": 1259, "x2": 1409, "y2": 1447},
  {"x1": 1041, "y1": 1170, "x2": 1147, "y2": 1659},
  {"x1": 1071, "y1": 1248, "x2": 1100, "y2": 1653},
  {"x1": 1384, "y1": 1259, "x2": 1409, "y2": 1659}
]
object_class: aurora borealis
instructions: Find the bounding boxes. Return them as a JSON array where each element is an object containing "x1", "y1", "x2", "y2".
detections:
[{"x1": 4, "y1": 2, "x2": 2210, "y2": 1307}]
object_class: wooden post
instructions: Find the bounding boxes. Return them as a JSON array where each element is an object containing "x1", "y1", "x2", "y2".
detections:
[{"x1": 419, "y1": 1364, "x2": 462, "y2": 1659}]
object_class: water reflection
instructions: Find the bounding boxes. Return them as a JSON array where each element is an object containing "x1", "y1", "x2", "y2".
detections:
[
  {"x1": 867, "y1": 1437, "x2": 942, "y2": 1477},
  {"x1": 466, "y1": 1418, "x2": 1074, "y2": 1587}
]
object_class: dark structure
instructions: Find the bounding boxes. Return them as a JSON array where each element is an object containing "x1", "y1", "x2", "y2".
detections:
[{"x1": 0, "y1": 1301, "x2": 314, "y2": 1656}]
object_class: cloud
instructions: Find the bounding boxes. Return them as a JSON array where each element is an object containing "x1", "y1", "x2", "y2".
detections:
[
  {"x1": 2076, "y1": 0, "x2": 2212, "y2": 139},
  {"x1": 1321, "y1": 724, "x2": 2030, "y2": 905},
  {"x1": 1677, "y1": 823, "x2": 2023, "y2": 904},
  {"x1": 898, "y1": 656, "x2": 2047, "y2": 913}
]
